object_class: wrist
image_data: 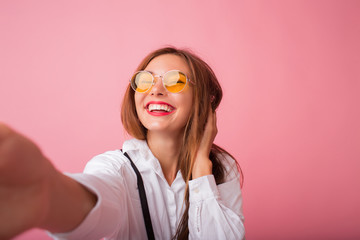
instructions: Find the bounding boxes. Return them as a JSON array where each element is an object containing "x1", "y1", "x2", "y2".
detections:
[
  {"x1": 40, "y1": 171, "x2": 97, "y2": 233},
  {"x1": 192, "y1": 158, "x2": 213, "y2": 179}
]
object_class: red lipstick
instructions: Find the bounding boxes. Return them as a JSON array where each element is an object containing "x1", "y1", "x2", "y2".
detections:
[{"x1": 146, "y1": 101, "x2": 175, "y2": 116}]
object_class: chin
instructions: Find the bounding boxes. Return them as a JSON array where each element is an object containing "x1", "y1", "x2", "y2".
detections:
[{"x1": 146, "y1": 126, "x2": 170, "y2": 132}]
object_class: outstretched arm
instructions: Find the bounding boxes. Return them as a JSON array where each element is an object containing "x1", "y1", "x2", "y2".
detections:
[{"x1": 0, "y1": 123, "x2": 97, "y2": 240}]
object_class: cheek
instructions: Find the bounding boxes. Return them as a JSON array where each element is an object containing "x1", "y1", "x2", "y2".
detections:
[
  {"x1": 134, "y1": 94, "x2": 147, "y2": 128},
  {"x1": 184, "y1": 102, "x2": 193, "y2": 119},
  {"x1": 184, "y1": 89, "x2": 194, "y2": 111},
  {"x1": 134, "y1": 93, "x2": 144, "y2": 112},
  {"x1": 178, "y1": 92, "x2": 194, "y2": 119}
]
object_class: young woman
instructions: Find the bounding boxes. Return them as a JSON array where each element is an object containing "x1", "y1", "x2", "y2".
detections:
[{"x1": 0, "y1": 47, "x2": 245, "y2": 239}]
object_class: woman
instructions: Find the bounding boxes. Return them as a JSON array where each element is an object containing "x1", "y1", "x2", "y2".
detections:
[{"x1": 0, "y1": 47, "x2": 244, "y2": 239}]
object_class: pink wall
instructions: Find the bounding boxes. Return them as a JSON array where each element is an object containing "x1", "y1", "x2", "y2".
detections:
[{"x1": 1, "y1": 0, "x2": 359, "y2": 239}]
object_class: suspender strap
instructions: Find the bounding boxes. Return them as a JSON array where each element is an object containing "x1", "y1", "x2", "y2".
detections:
[{"x1": 123, "y1": 151, "x2": 155, "y2": 240}]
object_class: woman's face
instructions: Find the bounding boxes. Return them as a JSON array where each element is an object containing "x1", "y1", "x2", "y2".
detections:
[{"x1": 134, "y1": 54, "x2": 194, "y2": 136}]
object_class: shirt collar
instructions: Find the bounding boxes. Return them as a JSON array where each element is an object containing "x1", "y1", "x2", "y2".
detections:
[
  {"x1": 122, "y1": 138, "x2": 184, "y2": 188},
  {"x1": 122, "y1": 138, "x2": 163, "y2": 176}
]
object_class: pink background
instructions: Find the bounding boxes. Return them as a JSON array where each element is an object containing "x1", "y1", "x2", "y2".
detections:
[{"x1": 1, "y1": 0, "x2": 359, "y2": 239}]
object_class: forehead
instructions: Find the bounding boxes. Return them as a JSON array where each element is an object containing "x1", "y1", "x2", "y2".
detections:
[{"x1": 144, "y1": 54, "x2": 190, "y2": 76}]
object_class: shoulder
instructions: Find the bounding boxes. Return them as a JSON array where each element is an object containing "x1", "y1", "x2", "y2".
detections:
[
  {"x1": 83, "y1": 149, "x2": 130, "y2": 175},
  {"x1": 83, "y1": 138, "x2": 149, "y2": 175}
]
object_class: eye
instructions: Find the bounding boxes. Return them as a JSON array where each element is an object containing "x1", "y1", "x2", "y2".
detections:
[
  {"x1": 164, "y1": 71, "x2": 187, "y2": 85},
  {"x1": 133, "y1": 71, "x2": 153, "y2": 92}
]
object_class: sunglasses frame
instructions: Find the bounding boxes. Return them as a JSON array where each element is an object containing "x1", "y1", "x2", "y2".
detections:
[{"x1": 130, "y1": 69, "x2": 193, "y2": 93}]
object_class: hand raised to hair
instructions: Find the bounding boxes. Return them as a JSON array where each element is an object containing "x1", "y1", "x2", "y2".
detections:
[{"x1": 192, "y1": 109, "x2": 217, "y2": 179}]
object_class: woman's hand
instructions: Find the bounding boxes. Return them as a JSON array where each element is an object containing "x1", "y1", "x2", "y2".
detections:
[
  {"x1": 0, "y1": 123, "x2": 97, "y2": 239},
  {"x1": 192, "y1": 109, "x2": 217, "y2": 179},
  {"x1": 0, "y1": 123, "x2": 56, "y2": 239}
]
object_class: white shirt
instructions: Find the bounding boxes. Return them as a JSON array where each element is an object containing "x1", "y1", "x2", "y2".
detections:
[{"x1": 50, "y1": 139, "x2": 245, "y2": 240}]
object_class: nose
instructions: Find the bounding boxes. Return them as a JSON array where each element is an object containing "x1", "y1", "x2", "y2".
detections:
[{"x1": 149, "y1": 76, "x2": 166, "y2": 95}]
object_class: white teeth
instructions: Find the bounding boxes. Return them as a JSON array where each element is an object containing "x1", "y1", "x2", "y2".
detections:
[{"x1": 148, "y1": 104, "x2": 173, "y2": 112}]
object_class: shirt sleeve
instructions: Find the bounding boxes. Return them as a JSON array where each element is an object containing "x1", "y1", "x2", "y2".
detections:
[
  {"x1": 48, "y1": 151, "x2": 143, "y2": 240},
  {"x1": 188, "y1": 155, "x2": 245, "y2": 240}
]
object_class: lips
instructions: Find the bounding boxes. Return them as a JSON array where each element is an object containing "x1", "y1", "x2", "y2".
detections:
[{"x1": 145, "y1": 101, "x2": 175, "y2": 116}]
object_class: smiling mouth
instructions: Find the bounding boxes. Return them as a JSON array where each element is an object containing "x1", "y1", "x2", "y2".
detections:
[{"x1": 146, "y1": 103, "x2": 174, "y2": 113}]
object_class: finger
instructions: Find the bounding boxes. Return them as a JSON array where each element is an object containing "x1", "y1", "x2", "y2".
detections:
[
  {"x1": 208, "y1": 105, "x2": 215, "y2": 122},
  {"x1": 204, "y1": 110, "x2": 217, "y2": 140},
  {"x1": 0, "y1": 123, "x2": 13, "y2": 142},
  {"x1": 205, "y1": 109, "x2": 214, "y2": 131},
  {"x1": 213, "y1": 111, "x2": 217, "y2": 132}
]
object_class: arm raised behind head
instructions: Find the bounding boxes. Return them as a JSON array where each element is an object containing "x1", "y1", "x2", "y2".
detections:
[{"x1": 0, "y1": 123, "x2": 97, "y2": 240}]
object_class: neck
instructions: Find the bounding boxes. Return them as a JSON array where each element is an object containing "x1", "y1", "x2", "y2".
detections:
[{"x1": 147, "y1": 131, "x2": 183, "y2": 185}]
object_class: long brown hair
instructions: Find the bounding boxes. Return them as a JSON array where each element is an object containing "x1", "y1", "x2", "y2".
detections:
[{"x1": 121, "y1": 47, "x2": 243, "y2": 239}]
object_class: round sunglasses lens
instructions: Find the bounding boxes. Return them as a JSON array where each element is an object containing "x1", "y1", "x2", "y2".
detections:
[
  {"x1": 131, "y1": 72, "x2": 153, "y2": 93},
  {"x1": 164, "y1": 71, "x2": 187, "y2": 93}
]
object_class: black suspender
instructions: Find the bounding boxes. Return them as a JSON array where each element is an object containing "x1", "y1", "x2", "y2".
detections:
[{"x1": 122, "y1": 151, "x2": 155, "y2": 240}]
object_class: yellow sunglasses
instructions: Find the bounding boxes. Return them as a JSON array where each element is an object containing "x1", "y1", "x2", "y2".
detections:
[{"x1": 130, "y1": 70, "x2": 192, "y2": 93}]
